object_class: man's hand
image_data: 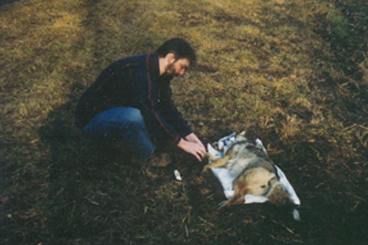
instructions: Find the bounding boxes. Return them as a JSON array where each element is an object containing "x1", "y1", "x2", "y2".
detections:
[
  {"x1": 185, "y1": 133, "x2": 205, "y2": 146},
  {"x1": 177, "y1": 133, "x2": 206, "y2": 161}
]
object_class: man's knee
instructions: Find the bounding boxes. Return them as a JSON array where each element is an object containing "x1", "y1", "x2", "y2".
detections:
[
  {"x1": 125, "y1": 108, "x2": 144, "y2": 125},
  {"x1": 108, "y1": 107, "x2": 144, "y2": 128}
]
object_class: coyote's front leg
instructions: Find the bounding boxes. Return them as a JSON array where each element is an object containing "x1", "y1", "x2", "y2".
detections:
[{"x1": 202, "y1": 154, "x2": 230, "y2": 172}]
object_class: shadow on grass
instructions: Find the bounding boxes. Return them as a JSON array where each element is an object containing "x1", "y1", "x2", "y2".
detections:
[
  {"x1": 36, "y1": 88, "x2": 212, "y2": 244},
  {"x1": 314, "y1": 0, "x2": 368, "y2": 80},
  {"x1": 37, "y1": 83, "x2": 134, "y2": 244},
  {"x1": 36, "y1": 82, "x2": 191, "y2": 244},
  {"x1": 0, "y1": 0, "x2": 31, "y2": 9},
  {"x1": 312, "y1": 0, "x2": 368, "y2": 122}
]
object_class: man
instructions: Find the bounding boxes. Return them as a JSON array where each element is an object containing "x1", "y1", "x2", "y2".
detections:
[{"x1": 75, "y1": 38, "x2": 206, "y2": 167}]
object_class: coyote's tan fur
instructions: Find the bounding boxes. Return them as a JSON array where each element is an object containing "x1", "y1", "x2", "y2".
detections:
[{"x1": 203, "y1": 133, "x2": 295, "y2": 210}]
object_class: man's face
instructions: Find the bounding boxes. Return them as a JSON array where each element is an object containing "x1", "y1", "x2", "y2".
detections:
[{"x1": 165, "y1": 58, "x2": 190, "y2": 77}]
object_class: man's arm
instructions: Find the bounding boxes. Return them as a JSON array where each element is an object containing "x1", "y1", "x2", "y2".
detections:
[
  {"x1": 131, "y1": 67, "x2": 182, "y2": 147},
  {"x1": 158, "y1": 81, "x2": 193, "y2": 138}
]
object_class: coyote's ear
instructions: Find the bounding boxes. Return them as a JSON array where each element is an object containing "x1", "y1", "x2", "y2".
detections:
[
  {"x1": 240, "y1": 187, "x2": 249, "y2": 196},
  {"x1": 227, "y1": 192, "x2": 246, "y2": 206},
  {"x1": 228, "y1": 184, "x2": 249, "y2": 206}
]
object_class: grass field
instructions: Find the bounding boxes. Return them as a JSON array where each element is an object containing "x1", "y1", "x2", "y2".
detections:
[{"x1": 1, "y1": 0, "x2": 368, "y2": 244}]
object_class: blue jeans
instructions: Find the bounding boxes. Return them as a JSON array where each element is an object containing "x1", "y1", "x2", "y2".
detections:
[{"x1": 82, "y1": 107, "x2": 155, "y2": 161}]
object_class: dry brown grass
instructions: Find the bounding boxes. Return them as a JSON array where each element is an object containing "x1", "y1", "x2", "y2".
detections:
[{"x1": 1, "y1": 0, "x2": 368, "y2": 244}]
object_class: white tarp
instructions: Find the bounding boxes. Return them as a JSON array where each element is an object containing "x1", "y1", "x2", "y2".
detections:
[{"x1": 207, "y1": 132, "x2": 300, "y2": 206}]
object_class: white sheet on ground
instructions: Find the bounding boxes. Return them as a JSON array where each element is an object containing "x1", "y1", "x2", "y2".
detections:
[{"x1": 207, "y1": 132, "x2": 300, "y2": 206}]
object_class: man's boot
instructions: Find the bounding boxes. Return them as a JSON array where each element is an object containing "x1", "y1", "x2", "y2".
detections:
[{"x1": 144, "y1": 153, "x2": 173, "y2": 178}]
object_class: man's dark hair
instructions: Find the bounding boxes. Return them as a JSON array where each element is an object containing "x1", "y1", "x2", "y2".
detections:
[{"x1": 156, "y1": 38, "x2": 196, "y2": 64}]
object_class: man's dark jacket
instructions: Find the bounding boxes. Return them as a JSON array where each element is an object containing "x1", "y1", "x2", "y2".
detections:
[{"x1": 75, "y1": 53, "x2": 192, "y2": 147}]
